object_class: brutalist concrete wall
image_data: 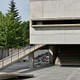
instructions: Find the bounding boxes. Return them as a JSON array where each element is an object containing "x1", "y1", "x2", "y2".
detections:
[
  {"x1": 30, "y1": 0, "x2": 80, "y2": 44},
  {"x1": 30, "y1": 0, "x2": 80, "y2": 18}
]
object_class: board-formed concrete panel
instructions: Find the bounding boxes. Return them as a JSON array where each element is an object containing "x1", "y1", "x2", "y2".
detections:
[
  {"x1": 30, "y1": 27, "x2": 80, "y2": 44},
  {"x1": 30, "y1": 0, "x2": 43, "y2": 18},
  {"x1": 30, "y1": 0, "x2": 80, "y2": 18},
  {"x1": 43, "y1": 0, "x2": 80, "y2": 18}
]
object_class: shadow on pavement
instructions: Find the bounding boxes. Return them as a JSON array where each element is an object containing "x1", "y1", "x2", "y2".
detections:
[
  {"x1": 22, "y1": 63, "x2": 54, "y2": 73},
  {"x1": 4, "y1": 76, "x2": 34, "y2": 80}
]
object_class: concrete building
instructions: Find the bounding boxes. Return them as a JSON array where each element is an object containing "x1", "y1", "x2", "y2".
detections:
[{"x1": 30, "y1": 0, "x2": 80, "y2": 65}]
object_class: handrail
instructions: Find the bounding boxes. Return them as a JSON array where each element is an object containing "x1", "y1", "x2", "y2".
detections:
[
  {"x1": 0, "y1": 44, "x2": 46, "y2": 69},
  {"x1": 0, "y1": 45, "x2": 33, "y2": 61}
]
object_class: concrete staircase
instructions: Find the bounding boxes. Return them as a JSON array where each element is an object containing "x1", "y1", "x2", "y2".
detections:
[{"x1": 0, "y1": 45, "x2": 45, "y2": 69}]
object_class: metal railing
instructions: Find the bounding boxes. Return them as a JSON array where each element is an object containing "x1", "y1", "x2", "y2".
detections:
[{"x1": 0, "y1": 42, "x2": 45, "y2": 69}]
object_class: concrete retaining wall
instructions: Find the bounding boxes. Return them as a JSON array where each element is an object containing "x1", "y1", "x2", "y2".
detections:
[{"x1": 0, "y1": 49, "x2": 9, "y2": 60}]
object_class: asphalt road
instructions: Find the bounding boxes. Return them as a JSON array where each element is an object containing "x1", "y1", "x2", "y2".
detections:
[
  {"x1": 1, "y1": 62, "x2": 80, "y2": 80},
  {"x1": 24, "y1": 65, "x2": 80, "y2": 80}
]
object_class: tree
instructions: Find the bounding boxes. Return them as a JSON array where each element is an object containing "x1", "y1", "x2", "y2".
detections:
[
  {"x1": 0, "y1": 12, "x2": 6, "y2": 48},
  {"x1": 0, "y1": 0, "x2": 29, "y2": 48},
  {"x1": 5, "y1": 13, "x2": 24, "y2": 48},
  {"x1": 21, "y1": 21, "x2": 29, "y2": 44},
  {"x1": 5, "y1": 0, "x2": 23, "y2": 48},
  {"x1": 0, "y1": 12, "x2": 23, "y2": 48},
  {"x1": 8, "y1": 0, "x2": 21, "y2": 23}
]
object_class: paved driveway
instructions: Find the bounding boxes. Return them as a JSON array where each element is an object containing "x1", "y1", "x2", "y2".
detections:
[
  {"x1": 23, "y1": 65, "x2": 80, "y2": 80},
  {"x1": 1, "y1": 62, "x2": 80, "y2": 80}
]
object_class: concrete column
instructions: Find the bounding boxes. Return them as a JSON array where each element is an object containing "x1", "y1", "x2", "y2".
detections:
[
  {"x1": 49, "y1": 46, "x2": 60, "y2": 65},
  {"x1": 55, "y1": 48, "x2": 61, "y2": 65},
  {"x1": 55, "y1": 57, "x2": 60, "y2": 65},
  {"x1": 49, "y1": 46, "x2": 54, "y2": 64},
  {"x1": 28, "y1": 52, "x2": 34, "y2": 68},
  {"x1": 53, "y1": 46, "x2": 59, "y2": 65}
]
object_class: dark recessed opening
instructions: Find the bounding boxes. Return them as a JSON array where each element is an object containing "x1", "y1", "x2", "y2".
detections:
[{"x1": 32, "y1": 19, "x2": 80, "y2": 25}]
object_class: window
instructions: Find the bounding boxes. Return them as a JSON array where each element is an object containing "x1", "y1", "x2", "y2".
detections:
[{"x1": 32, "y1": 19, "x2": 80, "y2": 25}]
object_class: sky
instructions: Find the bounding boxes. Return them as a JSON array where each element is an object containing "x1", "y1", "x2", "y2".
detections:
[{"x1": 0, "y1": 0, "x2": 29, "y2": 21}]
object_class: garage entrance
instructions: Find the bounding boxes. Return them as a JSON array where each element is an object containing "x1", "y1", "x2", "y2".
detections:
[{"x1": 57, "y1": 45, "x2": 80, "y2": 65}]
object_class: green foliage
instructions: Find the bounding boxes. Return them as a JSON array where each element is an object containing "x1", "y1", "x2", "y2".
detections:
[
  {"x1": 0, "y1": 12, "x2": 29, "y2": 48},
  {"x1": 0, "y1": 12, "x2": 6, "y2": 47},
  {"x1": 21, "y1": 21, "x2": 29, "y2": 44},
  {"x1": 8, "y1": 0, "x2": 21, "y2": 23},
  {"x1": 0, "y1": 0, "x2": 29, "y2": 48},
  {"x1": 5, "y1": 13, "x2": 23, "y2": 48}
]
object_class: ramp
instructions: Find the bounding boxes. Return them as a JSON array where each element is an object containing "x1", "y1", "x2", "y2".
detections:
[{"x1": 0, "y1": 45, "x2": 46, "y2": 69}]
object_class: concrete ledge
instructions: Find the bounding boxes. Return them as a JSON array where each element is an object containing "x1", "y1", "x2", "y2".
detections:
[
  {"x1": 0, "y1": 72, "x2": 34, "y2": 80},
  {"x1": 31, "y1": 17, "x2": 80, "y2": 21},
  {"x1": 32, "y1": 24, "x2": 80, "y2": 28}
]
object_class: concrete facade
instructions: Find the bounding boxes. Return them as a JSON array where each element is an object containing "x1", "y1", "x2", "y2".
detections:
[
  {"x1": 30, "y1": 0, "x2": 80, "y2": 44},
  {"x1": 30, "y1": 0, "x2": 80, "y2": 18}
]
